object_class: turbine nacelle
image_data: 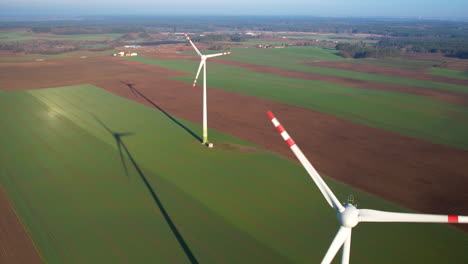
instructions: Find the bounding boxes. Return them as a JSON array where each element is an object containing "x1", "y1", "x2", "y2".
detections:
[{"x1": 339, "y1": 204, "x2": 359, "y2": 228}]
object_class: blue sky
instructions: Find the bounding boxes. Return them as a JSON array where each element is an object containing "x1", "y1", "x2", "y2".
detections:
[{"x1": 1, "y1": 0, "x2": 467, "y2": 19}]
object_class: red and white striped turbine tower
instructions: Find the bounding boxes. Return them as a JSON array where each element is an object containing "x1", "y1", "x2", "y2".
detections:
[
  {"x1": 267, "y1": 111, "x2": 467, "y2": 264},
  {"x1": 185, "y1": 33, "x2": 231, "y2": 147}
]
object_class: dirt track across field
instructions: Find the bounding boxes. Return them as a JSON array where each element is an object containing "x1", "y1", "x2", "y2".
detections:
[
  {"x1": 0, "y1": 186, "x2": 43, "y2": 264},
  {"x1": 1, "y1": 57, "x2": 468, "y2": 233}
]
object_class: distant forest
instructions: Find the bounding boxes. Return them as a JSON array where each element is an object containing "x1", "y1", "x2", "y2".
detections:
[
  {"x1": 336, "y1": 38, "x2": 468, "y2": 59},
  {"x1": 1, "y1": 16, "x2": 467, "y2": 58}
]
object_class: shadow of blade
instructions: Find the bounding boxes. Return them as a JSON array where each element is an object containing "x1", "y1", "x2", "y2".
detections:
[
  {"x1": 92, "y1": 116, "x2": 198, "y2": 264},
  {"x1": 121, "y1": 81, "x2": 202, "y2": 143},
  {"x1": 119, "y1": 141, "x2": 199, "y2": 264},
  {"x1": 116, "y1": 138, "x2": 129, "y2": 177},
  {"x1": 93, "y1": 114, "x2": 130, "y2": 177}
]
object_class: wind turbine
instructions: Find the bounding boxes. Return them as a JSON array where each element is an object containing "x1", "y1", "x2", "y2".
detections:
[
  {"x1": 266, "y1": 111, "x2": 467, "y2": 264},
  {"x1": 185, "y1": 33, "x2": 231, "y2": 147}
]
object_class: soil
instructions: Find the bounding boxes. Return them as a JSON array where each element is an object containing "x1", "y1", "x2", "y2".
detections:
[
  {"x1": 402, "y1": 53, "x2": 468, "y2": 71},
  {"x1": 0, "y1": 186, "x2": 43, "y2": 263},
  {"x1": 308, "y1": 61, "x2": 468, "y2": 86},
  {"x1": 203, "y1": 56, "x2": 468, "y2": 106},
  {"x1": 0, "y1": 50, "x2": 22, "y2": 57},
  {"x1": 1, "y1": 56, "x2": 467, "y2": 234}
]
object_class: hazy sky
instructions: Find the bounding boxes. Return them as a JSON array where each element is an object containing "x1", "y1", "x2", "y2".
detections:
[{"x1": 1, "y1": 0, "x2": 467, "y2": 19}]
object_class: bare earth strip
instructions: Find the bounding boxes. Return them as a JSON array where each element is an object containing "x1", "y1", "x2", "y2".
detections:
[
  {"x1": 144, "y1": 54, "x2": 468, "y2": 106},
  {"x1": 1, "y1": 57, "x2": 467, "y2": 234},
  {"x1": 209, "y1": 56, "x2": 468, "y2": 106},
  {"x1": 0, "y1": 186, "x2": 43, "y2": 263},
  {"x1": 308, "y1": 61, "x2": 468, "y2": 86}
]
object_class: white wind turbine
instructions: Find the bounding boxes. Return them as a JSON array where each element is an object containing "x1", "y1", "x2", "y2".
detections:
[
  {"x1": 267, "y1": 111, "x2": 467, "y2": 264},
  {"x1": 185, "y1": 33, "x2": 231, "y2": 147}
]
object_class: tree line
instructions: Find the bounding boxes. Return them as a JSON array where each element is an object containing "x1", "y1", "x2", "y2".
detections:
[
  {"x1": 9, "y1": 16, "x2": 465, "y2": 38},
  {"x1": 336, "y1": 38, "x2": 468, "y2": 59}
]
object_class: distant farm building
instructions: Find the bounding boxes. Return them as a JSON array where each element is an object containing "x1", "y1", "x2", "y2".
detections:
[
  {"x1": 257, "y1": 44, "x2": 286, "y2": 49},
  {"x1": 114, "y1": 51, "x2": 138, "y2": 57},
  {"x1": 124, "y1": 45, "x2": 141, "y2": 49}
]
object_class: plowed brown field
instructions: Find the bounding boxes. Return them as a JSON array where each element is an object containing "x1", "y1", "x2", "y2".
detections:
[
  {"x1": 0, "y1": 186, "x2": 43, "y2": 263},
  {"x1": 308, "y1": 60, "x2": 468, "y2": 86},
  {"x1": 210, "y1": 57, "x2": 468, "y2": 106},
  {"x1": 1, "y1": 56, "x2": 467, "y2": 237},
  {"x1": 143, "y1": 54, "x2": 468, "y2": 106}
]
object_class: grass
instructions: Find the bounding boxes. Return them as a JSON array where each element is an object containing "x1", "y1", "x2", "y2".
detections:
[
  {"x1": 218, "y1": 47, "x2": 468, "y2": 94},
  {"x1": 351, "y1": 58, "x2": 443, "y2": 70},
  {"x1": 431, "y1": 68, "x2": 468, "y2": 80},
  {"x1": 283, "y1": 34, "x2": 378, "y2": 44},
  {"x1": 125, "y1": 56, "x2": 468, "y2": 150},
  {"x1": 0, "y1": 84, "x2": 466, "y2": 263},
  {"x1": 0, "y1": 49, "x2": 117, "y2": 62}
]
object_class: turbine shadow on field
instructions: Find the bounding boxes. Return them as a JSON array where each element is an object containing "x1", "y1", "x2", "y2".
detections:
[
  {"x1": 120, "y1": 81, "x2": 202, "y2": 143},
  {"x1": 94, "y1": 116, "x2": 199, "y2": 264}
]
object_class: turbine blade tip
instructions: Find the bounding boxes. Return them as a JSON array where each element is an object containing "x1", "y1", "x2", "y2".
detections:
[
  {"x1": 448, "y1": 215, "x2": 459, "y2": 223},
  {"x1": 267, "y1": 111, "x2": 275, "y2": 120}
]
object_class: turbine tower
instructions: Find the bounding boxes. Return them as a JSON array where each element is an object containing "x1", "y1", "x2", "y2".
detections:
[
  {"x1": 267, "y1": 111, "x2": 467, "y2": 264},
  {"x1": 185, "y1": 33, "x2": 231, "y2": 147}
]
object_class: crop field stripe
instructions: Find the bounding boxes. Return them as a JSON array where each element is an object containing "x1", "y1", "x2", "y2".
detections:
[
  {"x1": 219, "y1": 47, "x2": 468, "y2": 94},
  {"x1": 0, "y1": 97, "x2": 183, "y2": 263},
  {"x1": 1, "y1": 86, "x2": 466, "y2": 262},
  {"x1": 168, "y1": 67, "x2": 468, "y2": 150},
  {"x1": 26, "y1": 86, "x2": 341, "y2": 262},
  {"x1": 0, "y1": 168, "x2": 71, "y2": 263},
  {"x1": 33, "y1": 86, "x2": 321, "y2": 206},
  {"x1": 0, "y1": 102, "x2": 142, "y2": 263},
  {"x1": 0, "y1": 109, "x2": 110, "y2": 263},
  {"x1": 215, "y1": 71, "x2": 468, "y2": 122},
  {"x1": 430, "y1": 68, "x2": 468, "y2": 80},
  {"x1": 56, "y1": 86, "x2": 434, "y2": 262},
  {"x1": 23, "y1": 112, "x2": 188, "y2": 262},
  {"x1": 35, "y1": 83, "x2": 458, "y2": 248},
  {"x1": 49, "y1": 82, "x2": 339, "y2": 242},
  {"x1": 29, "y1": 88, "x2": 319, "y2": 258},
  {"x1": 25, "y1": 87, "x2": 303, "y2": 262},
  {"x1": 157, "y1": 180, "x2": 286, "y2": 263},
  {"x1": 36, "y1": 88, "x2": 325, "y2": 229},
  {"x1": 208, "y1": 75, "x2": 468, "y2": 148}
]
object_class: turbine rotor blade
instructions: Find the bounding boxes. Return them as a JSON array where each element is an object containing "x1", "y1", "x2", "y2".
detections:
[
  {"x1": 205, "y1": 51, "x2": 232, "y2": 58},
  {"x1": 358, "y1": 209, "x2": 468, "y2": 224},
  {"x1": 321, "y1": 227, "x2": 351, "y2": 264},
  {"x1": 267, "y1": 111, "x2": 344, "y2": 212},
  {"x1": 193, "y1": 61, "x2": 205, "y2": 88},
  {"x1": 341, "y1": 230, "x2": 352, "y2": 264},
  {"x1": 184, "y1": 33, "x2": 202, "y2": 56}
]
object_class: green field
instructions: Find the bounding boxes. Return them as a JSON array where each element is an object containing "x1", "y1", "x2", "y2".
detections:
[
  {"x1": 0, "y1": 31, "x2": 123, "y2": 42},
  {"x1": 431, "y1": 68, "x2": 468, "y2": 80},
  {"x1": 351, "y1": 58, "x2": 443, "y2": 70},
  {"x1": 0, "y1": 85, "x2": 466, "y2": 263},
  {"x1": 0, "y1": 49, "x2": 117, "y2": 62},
  {"x1": 214, "y1": 47, "x2": 468, "y2": 94},
  {"x1": 125, "y1": 56, "x2": 468, "y2": 150},
  {"x1": 281, "y1": 34, "x2": 378, "y2": 44}
]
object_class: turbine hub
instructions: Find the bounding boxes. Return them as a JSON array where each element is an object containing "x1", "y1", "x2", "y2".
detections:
[{"x1": 339, "y1": 204, "x2": 359, "y2": 228}]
